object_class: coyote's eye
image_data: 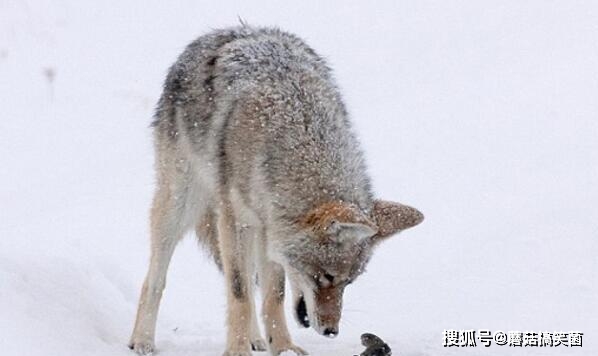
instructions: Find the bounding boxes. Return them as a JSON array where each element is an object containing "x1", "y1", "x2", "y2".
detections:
[
  {"x1": 323, "y1": 273, "x2": 335, "y2": 283},
  {"x1": 315, "y1": 272, "x2": 335, "y2": 288}
]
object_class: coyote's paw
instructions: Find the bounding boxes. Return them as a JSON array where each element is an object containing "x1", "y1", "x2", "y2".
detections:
[
  {"x1": 251, "y1": 337, "x2": 267, "y2": 352},
  {"x1": 270, "y1": 342, "x2": 308, "y2": 356},
  {"x1": 128, "y1": 340, "x2": 155, "y2": 355},
  {"x1": 222, "y1": 351, "x2": 252, "y2": 356}
]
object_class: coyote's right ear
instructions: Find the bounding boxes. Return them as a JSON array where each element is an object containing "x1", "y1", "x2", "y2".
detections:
[{"x1": 371, "y1": 199, "x2": 424, "y2": 241}]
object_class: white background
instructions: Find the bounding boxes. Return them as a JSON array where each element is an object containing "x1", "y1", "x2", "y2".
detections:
[{"x1": 1, "y1": 1, "x2": 596, "y2": 355}]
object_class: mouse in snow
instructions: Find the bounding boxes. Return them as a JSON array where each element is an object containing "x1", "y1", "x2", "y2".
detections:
[{"x1": 357, "y1": 333, "x2": 392, "y2": 356}]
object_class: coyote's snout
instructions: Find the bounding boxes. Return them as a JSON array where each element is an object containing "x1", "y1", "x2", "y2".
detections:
[{"x1": 129, "y1": 25, "x2": 423, "y2": 356}]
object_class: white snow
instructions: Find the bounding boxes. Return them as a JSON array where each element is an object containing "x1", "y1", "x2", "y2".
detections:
[{"x1": 1, "y1": 1, "x2": 596, "y2": 355}]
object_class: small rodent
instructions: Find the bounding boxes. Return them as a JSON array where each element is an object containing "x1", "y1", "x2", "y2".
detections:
[{"x1": 359, "y1": 333, "x2": 392, "y2": 356}]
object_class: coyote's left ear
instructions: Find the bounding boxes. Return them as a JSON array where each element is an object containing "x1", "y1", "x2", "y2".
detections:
[
  {"x1": 371, "y1": 199, "x2": 424, "y2": 241},
  {"x1": 328, "y1": 220, "x2": 378, "y2": 243}
]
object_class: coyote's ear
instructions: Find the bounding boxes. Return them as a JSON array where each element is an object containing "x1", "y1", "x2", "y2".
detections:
[
  {"x1": 328, "y1": 221, "x2": 377, "y2": 243},
  {"x1": 299, "y1": 202, "x2": 378, "y2": 244},
  {"x1": 371, "y1": 199, "x2": 424, "y2": 240}
]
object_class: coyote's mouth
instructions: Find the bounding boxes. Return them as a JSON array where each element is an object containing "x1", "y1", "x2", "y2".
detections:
[{"x1": 295, "y1": 296, "x2": 310, "y2": 328}]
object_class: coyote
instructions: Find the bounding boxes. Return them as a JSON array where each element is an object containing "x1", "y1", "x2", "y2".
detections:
[{"x1": 129, "y1": 25, "x2": 423, "y2": 356}]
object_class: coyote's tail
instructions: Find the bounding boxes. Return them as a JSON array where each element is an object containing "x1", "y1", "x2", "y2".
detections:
[{"x1": 195, "y1": 210, "x2": 222, "y2": 270}]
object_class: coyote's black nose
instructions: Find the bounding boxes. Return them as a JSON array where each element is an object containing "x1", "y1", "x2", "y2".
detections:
[{"x1": 324, "y1": 327, "x2": 338, "y2": 338}]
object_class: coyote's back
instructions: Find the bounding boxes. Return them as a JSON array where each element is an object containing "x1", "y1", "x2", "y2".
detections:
[{"x1": 153, "y1": 26, "x2": 372, "y2": 220}]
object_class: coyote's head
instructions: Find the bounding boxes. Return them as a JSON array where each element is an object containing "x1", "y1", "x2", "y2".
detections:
[{"x1": 276, "y1": 199, "x2": 423, "y2": 337}]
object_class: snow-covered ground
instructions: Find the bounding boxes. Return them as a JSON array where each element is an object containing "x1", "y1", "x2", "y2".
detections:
[{"x1": 1, "y1": 1, "x2": 596, "y2": 355}]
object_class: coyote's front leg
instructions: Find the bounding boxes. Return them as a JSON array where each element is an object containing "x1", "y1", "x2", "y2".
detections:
[
  {"x1": 129, "y1": 183, "x2": 186, "y2": 355},
  {"x1": 218, "y1": 203, "x2": 253, "y2": 356},
  {"x1": 261, "y1": 262, "x2": 308, "y2": 355}
]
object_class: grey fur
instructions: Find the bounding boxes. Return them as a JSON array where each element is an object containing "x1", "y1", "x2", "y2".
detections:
[{"x1": 154, "y1": 26, "x2": 373, "y2": 222}]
